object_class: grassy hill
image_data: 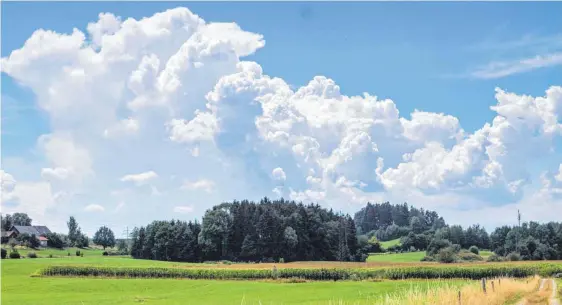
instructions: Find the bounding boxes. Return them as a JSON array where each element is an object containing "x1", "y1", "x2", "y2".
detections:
[
  {"x1": 367, "y1": 249, "x2": 495, "y2": 263},
  {"x1": 367, "y1": 251, "x2": 426, "y2": 263},
  {"x1": 380, "y1": 238, "x2": 401, "y2": 249}
]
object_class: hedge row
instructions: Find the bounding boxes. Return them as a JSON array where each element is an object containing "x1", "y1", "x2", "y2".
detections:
[{"x1": 38, "y1": 263, "x2": 562, "y2": 281}]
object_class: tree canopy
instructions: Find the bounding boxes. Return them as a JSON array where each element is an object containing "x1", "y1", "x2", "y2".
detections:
[
  {"x1": 131, "y1": 198, "x2": 364, "y2": 263},
  {"x1": 93, "y1": 226, "x2": 116, "y2": 250},
  {"x1": 2, "y1": 213, "x2": 32, "y2": 231}
]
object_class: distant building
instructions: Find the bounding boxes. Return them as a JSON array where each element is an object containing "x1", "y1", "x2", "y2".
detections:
[
  {"x1": 38, "y1": 236, "x2": 49, "y2": 247},
  {"x1": 1, "y1": 231, "x2": 16, "y2": 238},
  {"x1": 1, "y1": 231, "x2": 17, "y2": 243},
  {"x1": 9, "y1": 225, "x2": 52, "y2": 247}
]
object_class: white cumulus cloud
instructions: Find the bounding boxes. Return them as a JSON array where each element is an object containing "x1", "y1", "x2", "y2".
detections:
[
  {"x1": 120, "y1": 171, "x2": 158, "y2": 185},
  {"x1": 1, "y1": 6, "x2": 561, "y2": 231},
  {"x1": 173, "y1": 205, "x2": 194, "y2": 214},
  {"x1": 182, "y1": 179, "x2": 215, "y2": 193},
  {"x1": 84, "y1": 204, "x2": 105, "y2": 212},
  {"x1": 272, "y1": 167, "x2": 286, "y2": 182}
]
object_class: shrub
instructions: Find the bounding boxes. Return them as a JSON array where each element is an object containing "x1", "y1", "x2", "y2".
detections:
[
  {"x1": 420, "y1": 256, "x2": 435, "y2": 262},
  {"x1": 469, "y1": 246, "x2": 479, "y2": 255},
  {"x1": 1, "y1": 248, "x2": 6, "y2": 259},
  {"x1": 486, "y1": 253, "x2": 503, "y2": 262},
  {"x1": 67, "y1": 252, "x2": 71, "y2": 256},
  {"x1": 28, "y1": 234, "x2": 40, "y2": 249},
  {"x1": 367, "y1": 236, "x2": 384, "y2": 253},
  {"x1": 27, "y1": 252, "x2": 38, "y2": 258},
  {"x1": 506, "y1": 252, "x2": 521, "y2": 261},
  {"x1": 9, "y1": 251, "x2": 20, "y2": 259},
  {"x1": 458, "y1": 250, "x2": 483, "y2": 262},
  {"x1": 358, "y1": 253, "x2": 369, "y2": 262},
  {"x1": 426, "y1": 238, "x2": 452, "y2": 256},
  {"x1": 49, "y1": 254, "x2": 53, "y2": 258},
  {"x1": 46, "y1": 233, "x2": 65, "y2": 249},
  {"x1": 117, "y1": 239, "x2": 129, "y2": 255},
  {"x1": 451, "y1": 244, "x2": 461, "y2": 253},
  {"x1": 76, "y1": 250, "x2": 81, "y2": 257},
  {"x1": 437, "y1": 247, "x2": 457, "y2": 263},
  {"x1": 279, "y1": 258, "x2": 285, "y2": 264},
  {"x1": 8, "y1": 238, "x2": 18, "y2": 249},
  {"x1": 386, "y1": 245, "x2": 401, "y2": 253},
  {"x1": 102, "y1": 251, "x2": 109, "y2": 256},
  {"x1": 80, "y1": 252, "x2": 84, "y2": 257}
]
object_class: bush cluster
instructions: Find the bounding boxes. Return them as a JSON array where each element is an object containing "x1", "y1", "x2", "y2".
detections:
[
  {"x1": 486, "y1": 253, "x2": 503, "y2": 262},
  {"x1": 27, "y1": 252, "x2": 38, "y2": 258},
  {"x1": 39, "y1": 263, "x2": 562, "y2": 281},
  {"x1": 9, "y1": 251, "x2": 20, "y2": 259},
  {"x1": 507, "y1": 252, "x2": 521, "y2": 261},
  {"x1": 102, "y1": 250, "x2": 127, "y2": 256},
  {"x1": 457, "y1": 250, "x2": 483, "y2": 262},
  {"x1": 437, "y1": 247, "x2": 457, "y2": 263},
  {"x1": 420, "y1": 256, "x2": 435, "y2": 262},
  {"x1": 1, "y1": 248, "x2": 6, "y2": 259}
]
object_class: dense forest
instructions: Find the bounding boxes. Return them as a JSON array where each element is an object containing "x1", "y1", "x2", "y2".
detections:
[{"x1": 130, "y1": 198, "x2": 365, "y2": 262}]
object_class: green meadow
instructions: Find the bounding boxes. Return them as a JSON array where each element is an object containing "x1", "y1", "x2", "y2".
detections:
[
  {"x1": 379, "y1": 238, "x2": 401, "y2": 249},
  {"x1": 366, "y1": 250, "x2": 494, "y2": 263},
  {"x1": 366, "y1": 251, "x2": 426, "y2": 263}
]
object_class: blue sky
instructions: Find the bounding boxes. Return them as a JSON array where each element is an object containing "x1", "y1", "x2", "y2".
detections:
[{"x1": 2, "y1": 2, "x2": 562, "y2": 235}]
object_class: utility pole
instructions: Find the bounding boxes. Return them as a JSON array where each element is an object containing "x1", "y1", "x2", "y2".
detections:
[
  {"x1": 122, "y1": 226, "x2": 130, "y2": 243},
  {"x1": 516, "y1": 210, "x2": 521, "y2": 252}
]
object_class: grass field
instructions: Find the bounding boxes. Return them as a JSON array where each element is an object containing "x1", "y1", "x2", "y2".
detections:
[
  {"x1": 380, "y1": 238, "x2": 401, "y2": 249},
  {"x1": 367, "y1": 251, "x2": 426, "y2": 262},
  {"x1": 1, "y1": 252, "x2": 470, "y2": 305},
  {"x1": 2, "y1": 247, "x2": 560, "y2": 304},
  {"x1": 367, "y1": 250, "x2": 495, "y2": 263}
]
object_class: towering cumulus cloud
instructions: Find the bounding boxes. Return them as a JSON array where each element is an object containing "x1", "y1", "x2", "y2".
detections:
[{"x1": 2, "y1": 7, "x2": 561, "y2": 232}]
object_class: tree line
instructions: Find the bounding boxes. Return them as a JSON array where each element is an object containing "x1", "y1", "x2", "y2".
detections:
[
  {"x1": 489, "y1": 222, "x2": 562, "y2": 260},
  {"x1": 3, "y1": 200, "x2": 562, "y2": 263}
]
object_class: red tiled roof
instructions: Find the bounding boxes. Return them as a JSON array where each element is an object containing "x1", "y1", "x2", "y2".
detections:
[{"x1": 39, "y1": 236, "x2": 48, "y2": 241}]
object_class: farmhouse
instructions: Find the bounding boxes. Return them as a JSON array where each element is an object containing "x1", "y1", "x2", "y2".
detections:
[
  {"x1": 9, "y1": 225, "x2": 52, "y2": 247},
  {"x1": 1, "y1": 231, "x2": 17, "y2": 239}
]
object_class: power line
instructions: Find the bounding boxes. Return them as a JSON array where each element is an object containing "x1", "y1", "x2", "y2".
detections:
[{"x1": 122, "y1": 226, "x2": 130, "y2": 242}]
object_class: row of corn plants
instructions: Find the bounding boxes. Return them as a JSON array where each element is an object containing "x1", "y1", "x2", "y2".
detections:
[{"x1": 38, "y1": 263, "x2": 562, "y2": 281}]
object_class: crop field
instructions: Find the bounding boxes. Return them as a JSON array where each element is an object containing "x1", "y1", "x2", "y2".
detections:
[{"x1": 2, "y1": 248, "x2": 562, "y2": 305}]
